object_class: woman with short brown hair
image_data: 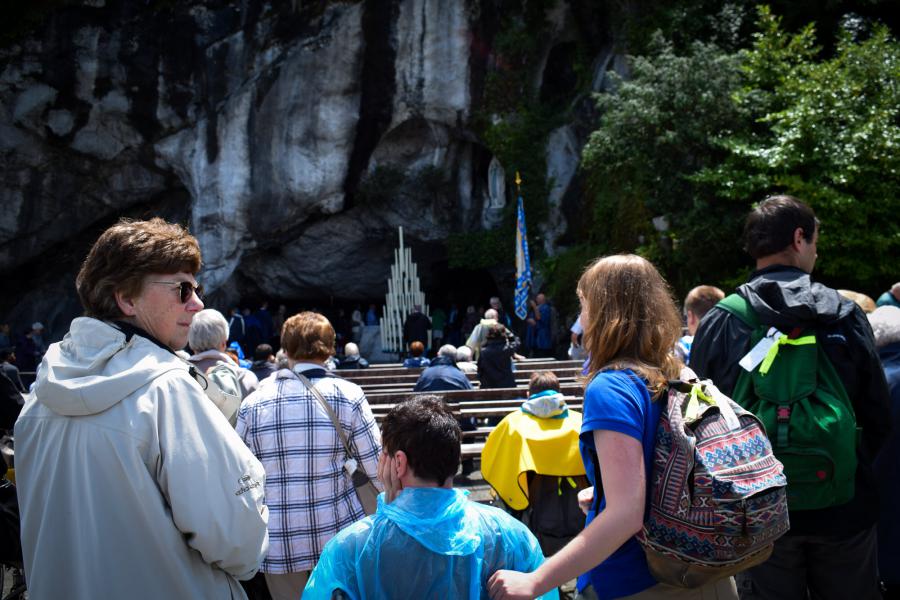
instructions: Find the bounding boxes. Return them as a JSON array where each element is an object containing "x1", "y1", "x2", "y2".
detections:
[
  {"x1": 15, "y1": 218, "x2": 268, "y2": 600},
  {"x1": 281, "y1": 312, "x2": 336, "y2": 362},
  {"x1": 237, "y1": 311, "x2": 382, "y2": 600}
]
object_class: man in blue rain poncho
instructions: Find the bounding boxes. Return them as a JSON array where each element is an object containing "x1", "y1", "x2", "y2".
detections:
[{"x1": 304, "y1": 396, "x2": 557, "y2": 599}]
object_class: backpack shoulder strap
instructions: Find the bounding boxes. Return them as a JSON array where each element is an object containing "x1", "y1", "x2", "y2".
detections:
[
  {"x1": 295, "y1": 371, "x2": 358, "y2": 462},
  {"x1": 716, "y1": 293, "x2": 760, "y2": 330}
]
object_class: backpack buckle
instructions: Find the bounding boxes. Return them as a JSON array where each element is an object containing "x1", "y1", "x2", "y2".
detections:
[
  {"x1": 775, "y1": 406, "x2": 791, "y2": 448},
  {"x1": 776, "y1": 406, "x2": 791, "y2": 422}
]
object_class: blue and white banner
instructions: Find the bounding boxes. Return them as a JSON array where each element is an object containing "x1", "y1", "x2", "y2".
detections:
[{"x1": 514, "y1": 192, "x2": 532, "y2": 320}]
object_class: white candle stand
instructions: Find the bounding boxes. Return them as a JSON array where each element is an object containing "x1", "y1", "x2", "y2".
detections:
[{"x1": 380, "y1": 226, "x2": 431, "y2": 356}]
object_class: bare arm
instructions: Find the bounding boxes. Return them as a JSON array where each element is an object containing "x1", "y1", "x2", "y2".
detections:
[{"x1": 488, "y1": 429, "x2": 646, "y2": 599}]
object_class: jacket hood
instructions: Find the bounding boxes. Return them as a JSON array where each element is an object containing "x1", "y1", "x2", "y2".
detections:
[
  {"x1": 378, "y1": 488, "x2": 481, "y2": 556},
  {"x1": 32, "y1": 317, "x2": 189, "y2": 417},
  {"x1": 739, "y1": 266, "x2": 856, "y2": 329},
  {"x1": 521, "y1": 390, "x2": 567, "y2": 418},
  {"x1": 429, "y1": 355, "x2": 457, "y2": 367}
]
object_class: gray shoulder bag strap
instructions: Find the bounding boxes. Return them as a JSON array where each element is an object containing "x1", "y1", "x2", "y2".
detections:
[{"x1": 295, "y1": 371, "x2": 379, "y2": 515}]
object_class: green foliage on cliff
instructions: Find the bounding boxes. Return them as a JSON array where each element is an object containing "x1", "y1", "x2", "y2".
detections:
[
  {"x1": 461, "y1": 0, "x2": 588, "y2": 270},
  {"x1": 581, "y1": 6, "x2": 900, "y2": 296},
  {"x1": 356, "y1": 165, "x2": 406, "y2": 206},
  {"x1": 448, "y1": 228, "x2": 514, "y2": 270},
  {"x1": 479, "y1": 11, "x2": 558, "y2": 229}
]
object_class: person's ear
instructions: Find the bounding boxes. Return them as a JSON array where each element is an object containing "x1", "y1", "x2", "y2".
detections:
[
  {"x1": 115, "y1": 289, "x2": 138, "y2": 317},
  {"x1": 393, "y1": 450, "x2": 409, "y2": 479},
  {"x1": 686, "y1": 310, "x2": 699, "y2": 330},
  {"x1": 792, "y1": 227, "x2": 806, "y2": 250}
]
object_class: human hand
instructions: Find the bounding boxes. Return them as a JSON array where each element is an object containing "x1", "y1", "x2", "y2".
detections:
[
  {"x1": 377, "y1": 451, "x2": 403, "y2": 503},
  {"x1": 488, "y1": 569, "x2": 540, "y2": 600},
  {"x1": 577, "y1": 486, "x2": 594, "y2": 516}
]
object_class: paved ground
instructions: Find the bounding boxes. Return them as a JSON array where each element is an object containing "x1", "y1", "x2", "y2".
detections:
[
  {"x1": 1, "y1": 565, "x2": 26, "y2": 599},
  {"x1": 457, "y1": 468, "x2": 578, "y2": 599},
  {"x1": 454, "y1": 468, "x2": 495, "y2": 504}
]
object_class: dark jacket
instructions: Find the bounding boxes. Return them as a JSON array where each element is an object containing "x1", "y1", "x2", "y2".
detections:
[
  {"x1": 402, "y1": 356, "x2": 430, "y2": 368},
  {"x1": 1, "y1": 362, "x2": 25, "y2": 393},
  {"x1": 228, "y1": 314, "x2": 246, "y2": 346},
  {"x1": 403, "y1": 312, "x2": 431, "y2": 346},
  {"x1": 414, "y1": 356, "x2": 472, "y2": 392},
  {"x1": 254, "y1": 308, "x2": 274, "y2": 342},
  {"x1": 691, "y1": 265, "x2": 891, "y2": 536},
  {"x1": 875, "y1": 341, "x2": 900, "y2": 584},
  {"x1": 0, "y1": 371, "x2": 22, "y2": 431},
  {"x1": 478, "y1": 341, "x2": 516, "y2": 389},
  {"x1": 250, "y1": 360, "x2": 277, "y2": 382},
  {"x1": 338, "y1": 356, "x2": 370, "y2": 370}
]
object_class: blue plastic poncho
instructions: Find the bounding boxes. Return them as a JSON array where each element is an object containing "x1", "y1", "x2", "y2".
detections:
[{"x1": 304, "y1": 488, "x2": 558, "y2": 599}]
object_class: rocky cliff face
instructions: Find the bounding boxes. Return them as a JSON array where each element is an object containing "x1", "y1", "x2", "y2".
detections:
[{"x1": 0, "y1": 0, "x2": 620, "y2": 337}]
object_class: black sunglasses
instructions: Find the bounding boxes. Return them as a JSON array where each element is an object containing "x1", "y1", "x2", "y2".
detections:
[{"x1": 150, "y1": 281, "x2": 203, "y2": 303}]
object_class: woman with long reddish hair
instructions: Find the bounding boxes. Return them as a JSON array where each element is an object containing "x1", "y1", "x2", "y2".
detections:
[{"x1": 489, "y1": 254, "x2": 737, "y2": 599}]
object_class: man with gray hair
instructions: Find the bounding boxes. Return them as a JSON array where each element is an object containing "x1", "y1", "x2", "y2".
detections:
[
  {"x1": 455, "y1": 345, "x2": 477, "y2": 374},
  {"x1": 338, "y1": 342, "x2": 369, "y2": 370},
  {"x1": 188, "y1": 309, "x2": 259, "y2": 400},
  {"x1": 466, "y1": 309, "x2": 520, "y2": 361},
  {"x1": 490, "y1": 296, "x2": 512, "y2": 328},
  {"x1": 414, "y1": 345, "x2": 472, "y2": 392}
]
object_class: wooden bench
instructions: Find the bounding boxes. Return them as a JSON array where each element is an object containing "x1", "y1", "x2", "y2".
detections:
[
  {"x1": 354, "y1": 376, "x2": 582, "y2": 396},
  {"x1": 363, "y1": 382, "x2": 584, "y2": 404},
  {"x1": 343, "y1": 367, "x2": 582, "y2": 387},
  {"x1": 461, "y1": 442, "x2": 486, "y2": 459},
  {"x1": 364, "y1": 385, "x2": 585, "y2": 462},
  {"x1": 336, "y1": 359, "x2": 584, "y2": 380},
  {"x1": 461, "y1": 426, "x2": 495, "y2": 439},
  {"x1": 370, "y1": 396, "x2": 583, "y2": 428},
  {"x1": 370, "y1": 396, "x2": 583, "y2": 414}
]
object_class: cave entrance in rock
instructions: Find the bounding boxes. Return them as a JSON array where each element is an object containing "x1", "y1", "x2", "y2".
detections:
[{"x1": 424, "y1": 260, "x2": 501, "y2": 312}]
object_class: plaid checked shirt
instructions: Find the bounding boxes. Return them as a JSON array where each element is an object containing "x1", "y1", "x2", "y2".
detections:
[{"x1": 236, "y1": 364, "x2": 382, "y2": 573}]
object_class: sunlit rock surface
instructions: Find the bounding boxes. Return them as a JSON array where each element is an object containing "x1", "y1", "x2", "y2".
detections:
[{"x1": 0, "y1": 0, "x2": 611, "y2": 336}]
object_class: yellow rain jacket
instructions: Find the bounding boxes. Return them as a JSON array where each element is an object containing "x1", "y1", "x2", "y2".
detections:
[{"x1": 481, "y1": 391, "x2": 584, "y2": 510}]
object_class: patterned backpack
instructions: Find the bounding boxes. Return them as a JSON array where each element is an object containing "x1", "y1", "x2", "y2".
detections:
[{"x1": 637, "y1": 368, "x2": 790, "y2": 588}]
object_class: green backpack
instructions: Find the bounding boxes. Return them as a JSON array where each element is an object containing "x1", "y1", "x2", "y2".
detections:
[{"x1": 718, "y1": 294, "x2": 857, "y2": 511}]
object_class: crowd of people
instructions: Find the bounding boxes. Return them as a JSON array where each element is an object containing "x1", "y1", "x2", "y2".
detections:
[{"x1": 3, "y1": 193, "x2": 899, "y2": 600}]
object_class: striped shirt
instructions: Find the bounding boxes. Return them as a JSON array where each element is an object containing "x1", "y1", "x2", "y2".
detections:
[{"x1": 236, "y1": 364, "x2": 382, "y2": 573}]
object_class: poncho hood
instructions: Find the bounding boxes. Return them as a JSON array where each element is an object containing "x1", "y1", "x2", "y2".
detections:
[
  {"x1": 521, "y1": 390, "x2": 567, "y2": 418},
  {"x1": 378, "y1": 488, "x2": 481, "y2": 556}
]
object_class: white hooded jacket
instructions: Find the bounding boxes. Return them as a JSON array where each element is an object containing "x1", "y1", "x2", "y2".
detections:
[{"x1": 14, "y1": 317, "x2": 269, "y2": 599}]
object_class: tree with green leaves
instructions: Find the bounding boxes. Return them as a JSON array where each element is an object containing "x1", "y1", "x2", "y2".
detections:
[
  {"x1": 579, "y1": 5, "x2": 899, "y2": 298},
  {"x1": 698, "y1": 6, "x2": 900, "y2": 289},
  {"x1": 580, "y1": 33, "x2": 745, "y2": 293}
]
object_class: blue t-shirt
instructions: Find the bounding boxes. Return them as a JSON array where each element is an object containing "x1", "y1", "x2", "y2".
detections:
[{"x1": 577, "y1": 369, "x2": 661, "y2": 600}]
